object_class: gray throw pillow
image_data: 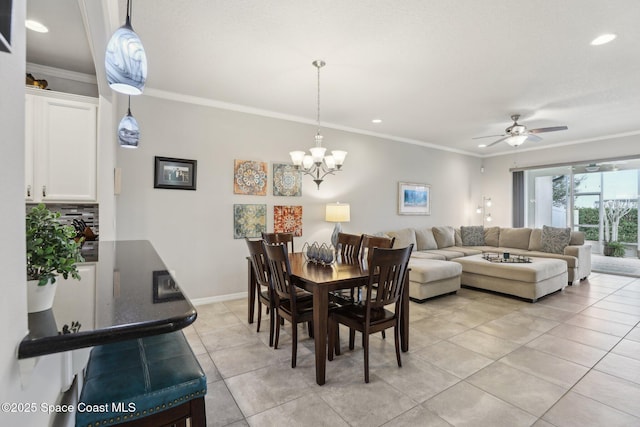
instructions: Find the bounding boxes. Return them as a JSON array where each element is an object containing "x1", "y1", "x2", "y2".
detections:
[
  {"x1": 541, "y1": 225, "x2": 571, "y2": 254},
  {"x1": 460, "y1": 226, "x2": 485, "y2": 246}
]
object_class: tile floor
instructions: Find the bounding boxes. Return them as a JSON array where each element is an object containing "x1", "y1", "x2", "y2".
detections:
[{"x1": 185, "y1": 272, "x2": 640, "y2": 427}]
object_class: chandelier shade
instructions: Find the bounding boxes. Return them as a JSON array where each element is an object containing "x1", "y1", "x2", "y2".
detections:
[
  {"x1": 105, "y1": 0, "x2": 147, "y2": 95},
  {"x1": 289, "y1": 60, "x2": 347, "y2": 189}
]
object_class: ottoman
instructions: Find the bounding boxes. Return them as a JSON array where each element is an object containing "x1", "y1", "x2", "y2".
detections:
[
  {"x1": 453, "y1": 254, "x2": 567, "y2": 302},
  {"x1": 408, "y1": 258, "x2": 462, "y2": 302}
]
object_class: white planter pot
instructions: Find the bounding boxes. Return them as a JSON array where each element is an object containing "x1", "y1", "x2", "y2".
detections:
[{"x1": 27, "y1": 279, "x2": 57, "y2": 313}]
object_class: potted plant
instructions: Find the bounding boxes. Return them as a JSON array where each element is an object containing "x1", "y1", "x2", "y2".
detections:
[
  {"x1": 603, "y1": 240, "x2": 625, "y2": 257},
  {"x1": 26, "y1": 204, "x2": 84, "y2": 313}
]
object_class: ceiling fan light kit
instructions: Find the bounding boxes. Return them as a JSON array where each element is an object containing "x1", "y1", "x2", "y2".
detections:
[{"x1": 475, "y1": 114, "x2": 568, "y2": 148}]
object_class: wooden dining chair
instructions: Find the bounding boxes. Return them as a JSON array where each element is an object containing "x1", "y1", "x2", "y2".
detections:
[
  {"x1": 331, "y1": 232, "x2": 364, "y2": 304},
  {"x1": 245, "y1": 238, "x2": 277, "y2": 346},
  {"x1": 360, "y1": 234, "x2": 396, "y2": 265},
  {"x1": 262, "y1": 241, "x2": 314, "y2": 368},
  {"x1": 337, "y1": 232, "x2": 363, "y2": 264},
  {"x1": 328, "y1": 244, "x2": 413, "y2": 383},
  {"x1": 262, "y1": 232, "x2": 295, "y2": 253}
]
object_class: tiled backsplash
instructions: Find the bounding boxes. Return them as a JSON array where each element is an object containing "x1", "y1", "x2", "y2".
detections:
[{"x1": 26, "y1": 203, "x2": 99, "y2": 237}]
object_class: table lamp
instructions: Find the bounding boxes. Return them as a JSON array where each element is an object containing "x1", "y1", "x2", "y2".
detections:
[{"x1": 325, "y1": 202, "x2": 350, "y2": 248}]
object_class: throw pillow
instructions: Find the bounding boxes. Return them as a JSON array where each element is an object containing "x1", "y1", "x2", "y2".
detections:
[
  {"x1": 541, "y1": 225, "x2": 571, "y2": 254},
  {"x1": 432, "y1": 226, "x2": 455, "y2": 248},
  {"x1": 415, "y1": 228, "x2": 438, "y2": 250},
  {"x1": 460, "y1": 226, "x2": 485, "y2": 246},
  {"x1": 386, "y1": 228, "x2": 417, "y2": 251},
  {"x1": 528, "y1": 228, "x2": 543, "y2": 251}
]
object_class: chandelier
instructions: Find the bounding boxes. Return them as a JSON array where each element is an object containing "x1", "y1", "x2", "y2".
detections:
[{"x1": 290, "y1": 60, "x2": 347, "y2": 189}]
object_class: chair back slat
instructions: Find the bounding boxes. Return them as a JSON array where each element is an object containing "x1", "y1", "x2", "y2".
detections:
[
  {"x1": 363, "y1": 245, "x2": 413, "y2": 311},
  {"x1": 337, "y1": 232, "x2": 363, "y2": 264},
  {"x1": 262, "y1": 232, "x2": 295, "y2": 253},
  {"x1": 262, "y1": 242, "x2": 298, "y2": 308},
  {"x1": 245, "y1": 238, "x2": 270, "y2": 289}
]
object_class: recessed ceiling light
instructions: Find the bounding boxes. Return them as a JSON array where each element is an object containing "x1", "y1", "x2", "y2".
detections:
[
  {"x1": 371, "y1": 119, "x2": 382, "y2": 124},
  {"x1": 478, "y1": 144, "x2": 487, "y2": 148},
  {"x1": 591, "y1": 33, "x2": 616, "y2": 46},
  {"x1": 26, "y1": 19, "x2": 49, "y2": 33}
]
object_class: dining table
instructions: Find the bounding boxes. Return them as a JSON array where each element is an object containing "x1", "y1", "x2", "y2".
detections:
[{"x1": 247, "y1": 252, "x2": 410, "y2": 385}]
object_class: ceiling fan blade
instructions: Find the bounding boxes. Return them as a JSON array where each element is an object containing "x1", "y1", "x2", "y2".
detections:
[
  {"x1": 472, "y1": 134, "x2": 505, "y2": 140},
  {"x1": 528, "y1": 125, "x2": 568, "y2": 134},
  {"x1": 526, "y1": 134, "x2": 543, "y2": 142},
  {"x1": 486, "y1": 136, "x2": 509, "y2": 147}
]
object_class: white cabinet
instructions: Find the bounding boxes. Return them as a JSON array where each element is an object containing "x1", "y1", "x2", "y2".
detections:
[{"x1": 25, "y1": 88, "x2": 98, "y2": 202}]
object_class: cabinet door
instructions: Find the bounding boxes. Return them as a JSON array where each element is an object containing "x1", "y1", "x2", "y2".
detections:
[
  {"x1": 24, "y1": 94, "x2": 36, "y2": 201},
  {"x1": 38, "y1": 98, "x2": 97, "y2": 201}
]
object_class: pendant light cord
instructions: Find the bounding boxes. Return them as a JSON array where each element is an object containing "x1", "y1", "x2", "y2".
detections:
[{"x1": 316, "y1": 63, "x2": 321, "y2": 132}]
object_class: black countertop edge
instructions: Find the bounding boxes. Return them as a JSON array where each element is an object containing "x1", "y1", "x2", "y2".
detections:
[{"x1": 18, "y1": 312, "x2": 197, "y2": 359}]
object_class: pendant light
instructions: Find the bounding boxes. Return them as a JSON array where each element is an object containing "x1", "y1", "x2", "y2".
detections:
[
  {"x1": 118, "y1": 97, "x2": 140, "y2": 148},
  {"x1": 105, "y1": 0, "x2": 147, "y2": 95},
  {"x1": 289, "y1": 60, "x2": 347, "y2": 189}
]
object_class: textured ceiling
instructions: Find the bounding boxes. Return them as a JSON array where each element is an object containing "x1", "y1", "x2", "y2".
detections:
[{"x1": 26, "y1": 0, "x2": 640, "y2": 156}]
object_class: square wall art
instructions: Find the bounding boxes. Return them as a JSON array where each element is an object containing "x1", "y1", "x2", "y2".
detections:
[
  {"x1": 274, "y1": 205, "x2": 303, "y2": 237},
  {"x1": 273, "y1": 163, "x2": 302, "y2": 196},
  {"x1": 234, "y1": 160, "x2": 267, "y2": 195},
  {"x1": 233, "y1": 204, "x2": 266, "y2": 239}
]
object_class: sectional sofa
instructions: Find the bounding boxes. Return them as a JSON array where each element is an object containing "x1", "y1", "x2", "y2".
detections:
[{"x1": 382, "y1": 226, "x2": 591, "y2": 302}]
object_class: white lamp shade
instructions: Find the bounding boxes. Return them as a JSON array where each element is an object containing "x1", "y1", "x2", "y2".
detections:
[
  {"x1": 309, "y1": 146, "x2": 326, "y2": 163},
  {"x1": 289, "y1": 150, "x2": 305, "y2": 166},
  {"x1": 331, "y1": 150, "x2": 347, "y2": 165},
  {"x1": 105, "y1": 22, "x2": 147, "y2": 95},
  {"x1": 324, "y1": 155, "x2": 336, "y2": 170},
  {"x1": 325, "y1": 203, "x2": 350, "y2": 223},
  {"x1": 302, "y1": 155, "x2": 314, "y2": 170},
  {"x1": 118, "y1": 110, "x2": 140, "y2": 148}
]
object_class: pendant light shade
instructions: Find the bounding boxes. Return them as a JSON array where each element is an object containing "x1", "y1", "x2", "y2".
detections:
[
  {"x1": 118, "y1": 98, "x2": 140, "y2": 148},
  {"x1": 105, "y1": 0, "x2": 147, "y2": 95}
]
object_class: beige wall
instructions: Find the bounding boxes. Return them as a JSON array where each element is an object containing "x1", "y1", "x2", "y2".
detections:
[
  {"x1": 481, "y1": 135, "x2": 640, "y2": 226},
  {"x1": 115, "y1": 94, "x2": 483, "y2": 301}
]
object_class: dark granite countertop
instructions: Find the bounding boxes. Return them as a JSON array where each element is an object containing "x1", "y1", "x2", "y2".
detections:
[{"x1": 18, "y1": 240, "x2": 197, "y2": 359}]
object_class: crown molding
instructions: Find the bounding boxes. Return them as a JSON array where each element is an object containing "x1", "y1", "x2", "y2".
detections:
[
  {"x1": 143, "y1": 87, "x2": 480, "y2": 158},
  {"x1": 26, "y1": 62, "x2": 97, "y2": 85}
]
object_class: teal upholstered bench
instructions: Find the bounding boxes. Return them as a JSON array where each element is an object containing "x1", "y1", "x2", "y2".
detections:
[{"x1": 76, "y1": 331, "x2": 207, "y2": 427}]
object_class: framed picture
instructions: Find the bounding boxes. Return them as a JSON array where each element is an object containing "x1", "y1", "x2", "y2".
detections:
[
  {"x1": 152, "y1": 270, "x2": 184, "y2": 303},
  {"x1": 154, "y1": 156, "x2": 197, "y2": 190},
  {"x1": 398, "y1": 182, "x2": 431, "y2": 215},
  {"x1": 0, "y1": 0, "x2": 12, "y2": 53},
  {"x1": 274, "y1": 205, "x2": 303, "y2": 236},
  {"x1": 234, "y1": 159, "x2": 267, "y2": 195},
  {"x1": 233, "y1": 204, "x2": 267, "y2": 239}
]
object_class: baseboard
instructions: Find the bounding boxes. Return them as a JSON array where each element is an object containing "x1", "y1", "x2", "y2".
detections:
[{"x1": 191, "y1": 291, "x2": 248, "y2": 306}]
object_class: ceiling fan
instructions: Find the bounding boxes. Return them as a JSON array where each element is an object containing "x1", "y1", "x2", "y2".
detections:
[{"x1": 474, "y1": 114, "x2": 568, "y2": 148}]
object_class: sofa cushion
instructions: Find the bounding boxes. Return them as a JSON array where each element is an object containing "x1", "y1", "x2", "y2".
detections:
[
  {"x1": 484, "y1": 226, "x2": 500, "y2": 247},
  {"x1": 409, "y1": 258, "x2": 462, "y2": 283},
  {"x1": 411, "y1": 251, "x2": 447, "y2": 260},
  {"x1": 460, "y1": 226, "x2": 485, "y2": 246},
  {"x1": 529, "y1": 228, "x2": 543, "y2": 251},
  {"x1": 415, "y1": 228, "x2": 438, "y2": 250},
  {"x1": 455, "y1": 228, "x2": 463, "y2": 246},
  {"x1": 542, "y1": 225, "x2": 571, "y2": 254},
  {"x1": 570, "y1": 231, "x2": 585, "y2": 245},
  {"x1": 498, "y1": 228, "x2": 532, "y2": 250},
  {"x1": 386, "y1": 228, "x2": 417, "y2": 251},
  {"x1": 433, "y1": 226, "x2": 455, "y2": 248}
]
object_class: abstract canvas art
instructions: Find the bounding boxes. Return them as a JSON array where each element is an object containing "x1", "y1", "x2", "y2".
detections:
[
  {"x1": 273, "y1": 163, "x2": 302, "y2": 196},
  {"x1": 234, "y1": 160, "x2": 267, "y2": 195},
  {"x1": 274, "y1": 205, "x2": 303, "y2": 237},
  {"x1": 233, "y1": 204, "x2": 267, "y2": 239}
]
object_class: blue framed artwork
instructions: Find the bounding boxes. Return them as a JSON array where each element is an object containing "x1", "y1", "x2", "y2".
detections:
[{"x1": 398, "y1": 182, "x2": 431, "y2": 215}]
